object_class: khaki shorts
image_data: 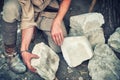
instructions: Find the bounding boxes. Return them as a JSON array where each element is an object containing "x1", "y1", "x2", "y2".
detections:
[{"x1": 2, "y1": 0, "x2": 21, "y2": 23}]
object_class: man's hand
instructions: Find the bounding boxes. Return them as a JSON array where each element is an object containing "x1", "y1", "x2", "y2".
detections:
[
  {"x1": 51, "y1": 19, "x2": 64, "y2": 46},
  {"x1": 51, "y1": 0, "x2": 71, "y2": 46},
  {"x1": 21, "y1": 51, "x2": 39, "y2": 72}
]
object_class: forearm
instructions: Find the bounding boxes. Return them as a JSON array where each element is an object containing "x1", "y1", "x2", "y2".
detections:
[
  {"x1": 20, "y1": 27, "x2": 34, "y2": 52},
  {"x1": 55, "y1": 0, "x2": 71, "y2": 21}
]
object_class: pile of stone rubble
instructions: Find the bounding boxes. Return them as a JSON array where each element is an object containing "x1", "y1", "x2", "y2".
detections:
[{"x1": 68, "y1": 12, "x2": 120, "y2": 80}]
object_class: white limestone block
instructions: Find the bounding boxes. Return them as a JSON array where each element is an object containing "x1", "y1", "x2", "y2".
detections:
[
  {"x1": 31, "y1": 42, "x2": 60, "y2": 80},
  {"x1": 70, "y1": 12, "x2": 104, "y2": 33},
  {"x1": 61, "y1": 36, "x2": 93, "y2": 67}
]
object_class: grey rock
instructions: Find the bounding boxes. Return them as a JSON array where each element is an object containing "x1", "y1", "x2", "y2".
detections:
[
  {"x1": 108, "y1": 27, "x2": 120, "y2": 53},
  {"x1": 31, "y1": 42, "x2": 60, "y2": 80},
  {"x1": 61, "y1": 36, "x2": 93, "y2": 67},
  {"x1": 69, "y1": 13, "x2": 105, "y2": 48},
  {"x1": 85, "y1": 28, "x2": 105, "y2": 48},
  {"x1": 88, "y1": 44, "x2": 120, "y2": 80},
  {"x1": 69, "y1": 26, "x2": 84, "y2": 36}
]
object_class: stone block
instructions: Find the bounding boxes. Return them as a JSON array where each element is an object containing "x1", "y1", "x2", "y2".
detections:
[
  {"x1": 31, "y1": 42, "x2": 60, "y2": 80},
  {"x1": 61, "y1": 36, "x2": 93, "y2": 67}
]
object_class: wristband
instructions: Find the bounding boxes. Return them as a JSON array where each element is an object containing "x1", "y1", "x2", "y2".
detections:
[{"x1": 21, "y1": 50, "x2": 29, "y2": 53}]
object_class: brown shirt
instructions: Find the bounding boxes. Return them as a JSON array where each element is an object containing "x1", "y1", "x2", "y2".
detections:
[{"x1": 18, "y1": 0, "x2": 59, "y2": 29}]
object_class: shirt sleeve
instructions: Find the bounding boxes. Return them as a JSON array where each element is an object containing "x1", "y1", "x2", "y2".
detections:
[{"x1": 18, "y1": 0, "x2": 37, "y2": 29}]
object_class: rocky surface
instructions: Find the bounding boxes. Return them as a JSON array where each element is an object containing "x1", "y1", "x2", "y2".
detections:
[
  {"x1": 88, "y1": 44, "x2": 120, "y2": 80},
  {"x1": 108, "y1": 27, "x2": 120, "y2": 53}
]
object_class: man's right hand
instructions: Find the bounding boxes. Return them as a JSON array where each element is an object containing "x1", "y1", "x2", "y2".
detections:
[{"x1": 21, "y1": 51, "x2": 39, "y2": 72}]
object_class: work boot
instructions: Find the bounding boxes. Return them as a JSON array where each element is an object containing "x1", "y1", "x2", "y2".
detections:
[
  {"x1": 4, "y1": 46, "x2": 26, "y2": 74},
  {"x1": 1, "y1": 19, "x2": 26, "y2": 73}
]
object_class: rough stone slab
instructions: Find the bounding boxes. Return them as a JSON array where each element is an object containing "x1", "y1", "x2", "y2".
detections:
[
  {"x1": 61, "y1": 36, "x2": 93, "y2": 67},
  {"x1": 88, "y1": 44, "x2": 120, "y2": 80},
  {"x1": 70, "y1": 12, "x2": 104, "y2": 33},
  {"x1": 31, "y1": 42, "x2": 60, "y2": 80},
  {"x1": 108, "y1": 27, "x2": 120, "y2": 53}
]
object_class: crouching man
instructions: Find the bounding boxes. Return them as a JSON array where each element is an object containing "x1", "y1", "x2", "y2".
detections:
[{"x1": 1, "y1": 0, "x2": 71, "y2": 73}]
